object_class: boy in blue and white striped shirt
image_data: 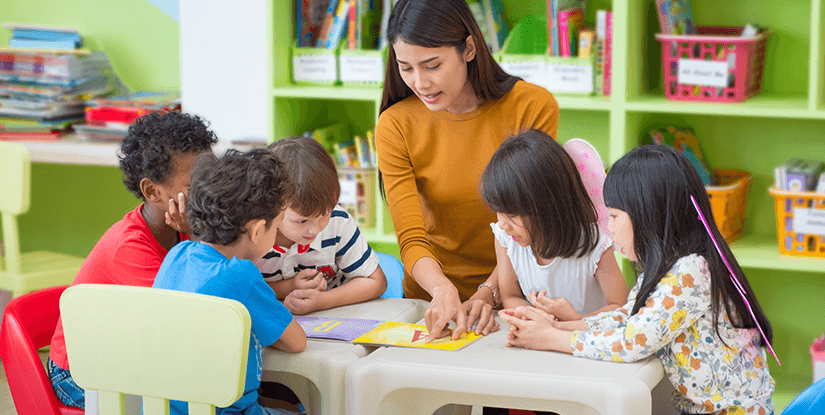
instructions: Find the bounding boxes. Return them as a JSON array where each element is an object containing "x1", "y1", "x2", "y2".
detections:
[{"x1": 258, "y1": 136, "x2": 387, "y2": 315}]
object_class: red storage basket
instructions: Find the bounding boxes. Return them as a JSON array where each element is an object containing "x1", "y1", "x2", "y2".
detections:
[{"x1": 655, "y1": 26, "x2": 770, "y2": 103}]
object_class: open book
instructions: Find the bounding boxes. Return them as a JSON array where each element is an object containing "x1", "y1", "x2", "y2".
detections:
[
  {"x1": 295, "y1": 316, "x2": 383, "y2": 342},
  {"x1": 352, "y1": 321, "x2": 482, "y2": 351}
]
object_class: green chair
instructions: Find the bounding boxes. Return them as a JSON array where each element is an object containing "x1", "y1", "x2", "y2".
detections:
[
  {"x1": 60, "y1": 284, "x2": 251, "y2": 415},
  {"x1": 0, "y1": 141, "x2": 84, "y2": 298}
]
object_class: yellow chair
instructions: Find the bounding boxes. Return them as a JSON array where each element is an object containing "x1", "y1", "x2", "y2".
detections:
[
  {"x1": 0, "y1": 141, "x2": 84, "y2": 298},
  {"x1": 60, "y1": 284, "x2": 251, "y2": 415}
]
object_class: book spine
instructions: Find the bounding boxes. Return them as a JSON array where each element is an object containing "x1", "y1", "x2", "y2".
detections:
[
  {"x1": 347, "y1": 0, "x2": 357, "y2": 50},
  {"x1": 550, "y1": 0, "x2": 559, "y2": 56},
  {"x1": 604, "y1": 11, "x2": 613, "y2": 96},
  {"x1": 9, "y1": 38, "x2": 77, "y2": 50},
  {"x1": 654, "y1": 0, "x2": 672, "y2": 34},
  {"x1": 594, "y1": 10, "x2": 607, "y2": 95},
  {"x1": 12, "y1": 28, "x2": 81, "y2": 43},
  {"x1": 558, "y1": 11, "x2": 569, "y2": 57},
  {"x1": 326, "y1": 0, "x2": 350, "y2": 49},
  {"x1": 317, "y1": 0, "x2": 340, "y2": 48},
  {"x1": 578, "y1": 30, "x2": 594, "y2": 58}
]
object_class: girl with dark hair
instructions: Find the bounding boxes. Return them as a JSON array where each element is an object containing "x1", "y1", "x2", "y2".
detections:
[
  {"x1": 375, "y1": 0, "x2": 560, "y2": 342},
  {"x1": 499, "y1": 145, "x2": 775, "y2": 415},
  {"x1": 480, "y1": 130, "x2": 628, "y2": 322}
]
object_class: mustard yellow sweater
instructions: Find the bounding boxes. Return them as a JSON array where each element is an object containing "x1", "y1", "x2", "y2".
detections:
[{"x1": 376, "y1": 80, "x2": 559, "y2": 301}]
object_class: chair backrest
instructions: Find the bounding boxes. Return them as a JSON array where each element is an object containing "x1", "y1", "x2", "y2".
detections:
[
  {"x1": 60, "y1": 284, "x2": 252, "y2": 415},
  {"x1": 782, "y1": 377, "x2": 825, "y2": 415},
  {"x1": 0, "y1": 285, "x2": 83, "y2": 415},
  {"x1": 0, "y1": 141, "x2": 31, "y2": 274},
  {"x1": 377, "y1": 252, "x2": 404, "y2": 298}
]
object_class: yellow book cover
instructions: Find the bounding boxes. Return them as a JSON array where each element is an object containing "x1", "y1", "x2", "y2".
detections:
[{"x1": 352, "y1": 321, "x2": 481, "y2": 351}]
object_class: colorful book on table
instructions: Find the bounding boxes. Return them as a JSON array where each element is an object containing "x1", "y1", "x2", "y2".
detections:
[
  {"x1": 557, "y1": 7, "x2": 583, "y2": 57},
  {"x1": 295, "y1": 317, "x2": 384, "y2": 341},
  {"x1": 352, "y1": 321, "x2": 482, "y2": 351}
]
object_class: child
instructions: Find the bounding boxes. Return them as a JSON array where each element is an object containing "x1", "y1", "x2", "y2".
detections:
[
  {"x1": 479, "y1": 130, "x2": 629, "y2": 321},
  {"x1": 259, "y1": 136, "x2": 387, "y2": 315},
  {"x1": 499, "y1": 145, "x2": 776, "y2": 415},
  {"x1": 153, "y1": 149, "x2": 306, "y2": 415},
  {"x1": 47, "y1": 111, "x2": 217, "y2": 409}
]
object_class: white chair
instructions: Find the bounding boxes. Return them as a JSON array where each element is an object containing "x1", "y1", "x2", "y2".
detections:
[{"x1": 60, "y1": 284, "x2": 251, "y2": 415}]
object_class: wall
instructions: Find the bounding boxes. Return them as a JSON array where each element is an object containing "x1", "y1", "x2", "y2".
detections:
[{"x1": 1, "y1": 0, "x2": 181, "y2": 257}]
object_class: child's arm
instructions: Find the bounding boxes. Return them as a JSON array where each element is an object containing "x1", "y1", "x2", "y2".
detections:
[
  {"x1": 585, "y1": 246, "x2": 630, "y2": 316},
  {"x1": 284, "y1": 266, "x2": 387, "y2": 314},
  {"x1": 270, "y1": 318, "x2": 307, "y2": 353},
  {"x1": 495, "y1": 238, "x2": 531, "y2": 310}
]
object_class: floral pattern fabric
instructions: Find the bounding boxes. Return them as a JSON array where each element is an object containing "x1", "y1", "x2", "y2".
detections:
[{"x1": 571, "y1": 254, "x2": 775, "y2": 415}]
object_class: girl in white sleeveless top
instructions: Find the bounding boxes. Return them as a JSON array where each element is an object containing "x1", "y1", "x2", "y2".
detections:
[{"x1": 480, "y1": 130, "x2": 629, "y2": 320}]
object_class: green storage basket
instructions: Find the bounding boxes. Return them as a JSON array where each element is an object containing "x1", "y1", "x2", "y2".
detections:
[
  {"x1": 292, "y1": 40, "x2": 342, "y2": 86},
  {"x1": 339, "y1": 47, "x2": 387, "y2": 88}
]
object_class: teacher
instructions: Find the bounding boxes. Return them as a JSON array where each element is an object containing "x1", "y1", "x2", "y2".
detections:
[{"x1": 375, "y1": 0, "x2": 559, "y2": 341}]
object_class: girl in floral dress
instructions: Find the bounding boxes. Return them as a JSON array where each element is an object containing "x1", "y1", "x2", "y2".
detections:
[{"x1": 499, "y1": 145, "x2": 776, "y2": 415}]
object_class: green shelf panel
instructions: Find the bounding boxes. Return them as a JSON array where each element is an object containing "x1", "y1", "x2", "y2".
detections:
[
  {"x1": 731, "y1": 234, "x2": 825, "y2": 273},
  {"x1": 272, "y1": 86, "x2": 382, "y2": 102},
  {"x1": 554, "y1": 95, "x2": 615, "y2": 111},
  {"x1": 625, "y1": 93, "x2": 816, "y2": 119}
]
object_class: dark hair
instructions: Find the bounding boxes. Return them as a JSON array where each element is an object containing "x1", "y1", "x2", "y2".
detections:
[
  {"x1": 186, "y1": 149, "x2": 293, "y2": 245},
  {"x1": 266, "y1": 136, "x2": 340, "y2": 217},
  {"x1": 379, "y1": 0, "x2": 520, "y2": 114},
  {"x1": 604, "y1": 145, "x2": 772, "y2": 346},
  {"x1": 480, "y1": 130, "x2": 598, "y2": 259},
  {"x1": 119, "y1": 111, "x2": 218, "y2": 199}
]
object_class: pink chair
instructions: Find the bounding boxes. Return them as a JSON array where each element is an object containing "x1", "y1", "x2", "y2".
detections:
[{"x1": 0, "y1": 285, "x2": 85, "y2": 415}]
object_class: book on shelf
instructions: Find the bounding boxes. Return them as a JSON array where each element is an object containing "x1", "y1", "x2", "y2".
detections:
[
  {"x1": 3, "y1": 22, "x2": 82, "y2": 50},
  {"x1": 603, "y1": 10, "x2": 613, "y2": 96},
  {"x1": 467, "y1": 0, "x2": 508, "y2": 54},
  {"x1": 317, "y1": 0, "x2": 341, "y2": 48},
  {"x1": 547, "y1": 0, "x2": 585, "y2": 56},
  {"x1": 654, "y1": 0, "x2": 696, "y2": 35},
  {"x1": 0, "y1": 130, "x2": 65, "y2": 141},
  {"x1": 557, "y1": 7, "x2": 583, "y2": 57},
  {"x1": 352, "y1": 321, "x2": 482, "y2": 351},
  {"x1": 297, "y1": 0, "x2": 327, "y2": 47},
  {"x1": 295, "y1": 316, "x2": 384, "y2": 341},
  {"x1": 8, "y1": 38, "x2": 79, "y2": 51},
  {"x1": 325, "y1": 0, "x2": 351, "y2": 49}
]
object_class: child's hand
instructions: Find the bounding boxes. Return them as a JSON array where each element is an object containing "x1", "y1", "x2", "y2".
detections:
[
  {"x1": 293, "y1": 269, "x2": 327, "y2": 291},
  {"x1": 165, "y1": 192, "x2": 191, "y2": 235},
  {"x1": 498, "y1": 307, "x2": 559, "y2": 351},
  {"x1": 528, "y1": 290, "x2": 582, "y2": 321},
  {"x1": 284, "y1": 289, "x2": 322, "y2": 315}
]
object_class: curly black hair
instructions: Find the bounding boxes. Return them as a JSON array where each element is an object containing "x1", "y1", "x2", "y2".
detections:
[
  {"x1": 119, "y1": 111, "x2": 218, "y2": 199},
  {"x1": 187, "y1": 149, "x2": 293, "y2": 246}
]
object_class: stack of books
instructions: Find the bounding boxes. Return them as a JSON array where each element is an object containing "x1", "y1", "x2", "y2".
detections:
[
  {"x1": 0, "y1": 49, "x2": 122, "y2": 140},
  {"x1": 74, "y1": 91, "x2": 181, "y2": 141}
]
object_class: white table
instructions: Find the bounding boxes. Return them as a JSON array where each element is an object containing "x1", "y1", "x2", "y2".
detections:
[
  {"x1": 344, "y1": 317, "x2": 669, "y2": 415},
  {"x1": 262, "y1": 298, "x2": 429, "y2": 415}
]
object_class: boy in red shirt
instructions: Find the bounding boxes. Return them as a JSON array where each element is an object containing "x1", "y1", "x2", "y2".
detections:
[{"x1": 47, "y1": 111, "x2": 217, "y2": 409}]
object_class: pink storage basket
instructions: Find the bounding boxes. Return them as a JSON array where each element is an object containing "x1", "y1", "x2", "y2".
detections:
[{"x1": 655, "y1": 26, "x2": 770, "y2": 103}]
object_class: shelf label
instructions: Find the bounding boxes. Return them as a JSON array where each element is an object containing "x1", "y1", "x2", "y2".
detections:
[
  {"x1": 340, "y1": 55, "x2": 384, "y2": 83},
  {"x1": 678, "y1": 59, "x2": 728, "y2": 87},
  {"x1": 546, "y1": 63, "x2": 594, "y2": 93},
  {"x1": 293, "y1": 55, "x2": 337, "y2": 82},
  {"x1": 499, "y1": 61, "x2": 546, "y2": 87},
  {"x1": 339, "y1": 178, "x2": 358, "y2": 205},
  {"x1": 793, "y1": 208, "x2": 825, "y2": 236}
]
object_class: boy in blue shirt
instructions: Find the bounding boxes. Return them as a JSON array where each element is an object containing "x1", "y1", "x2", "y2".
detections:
[{"x1": 153, "y1": 149, "x2": 306, "y2": 415}]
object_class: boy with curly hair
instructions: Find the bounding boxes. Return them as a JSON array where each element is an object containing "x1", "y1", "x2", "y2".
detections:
[
  {"x1": 260, "y1": 136, "x2": 387, "y2": 315},
  {"x1": 153, "y1": 149, "x2": 306, "y2": 415},
  {"x1": 48, "y1": 111, "x2": 217, "y2": 409}
]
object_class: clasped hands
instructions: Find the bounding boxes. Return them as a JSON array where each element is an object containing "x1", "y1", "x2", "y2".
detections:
[{"x1": 284, "y1": 268, "x2": 328, "y2": 315}]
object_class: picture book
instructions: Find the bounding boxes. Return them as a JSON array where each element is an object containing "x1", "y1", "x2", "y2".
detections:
[
  {"x1": 654, "y1": 0, "x2": 695, "y2": 35},
  {"x1": 557, "y1": 7, "x2": 583, "y2": 57},
  {"x1": 295, "y1": 316, "x2": 384, "y2": 341},
  {"x1": 547, "y1": 0, "x2": 585, "y2": 56},
  {"x1": 577, "y1": 29, "x2": 594, "y2": 58},
  {"x1": 325, "y1": 0, "x2": 351, "y2": 49},
  {"x1": 352, "y1": 321, "x2": 482, "y2": 351},
  {"x1": 317, "y1": 0, "x2": 341, "y2": 48},
  {"x1": 297, "y1": 0, "x2": 331, "y2": 47},
  {"x1": 646, "y1": 126, "x2": 718, "y2": 186}
]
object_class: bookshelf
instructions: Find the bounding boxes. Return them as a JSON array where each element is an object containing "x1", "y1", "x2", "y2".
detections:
[{"x1": 269, "y1": 0, "x2": 825, "y2": 408}]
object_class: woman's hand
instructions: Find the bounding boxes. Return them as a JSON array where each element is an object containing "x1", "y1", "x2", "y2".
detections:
[
  {"x1": 424, "y1": 284, "x2": 466, "y2": 342},
  {"x1": 462, "y1": 291, "x2": 499, "y2": 336},
  {"x1": 528, "y1": 290, "x2": 582, "y2": 321},
  {"x1": 498, "y1": 307, "x2": 571, "y2": 352},
  {"x1": 165, "y1": 192, "x2": 190, "y2": 235}
]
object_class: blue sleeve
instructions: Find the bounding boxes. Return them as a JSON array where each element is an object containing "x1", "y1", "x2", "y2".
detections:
[{"x1": 241, "y1": 263, "x2": 294, "y2": 347}]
